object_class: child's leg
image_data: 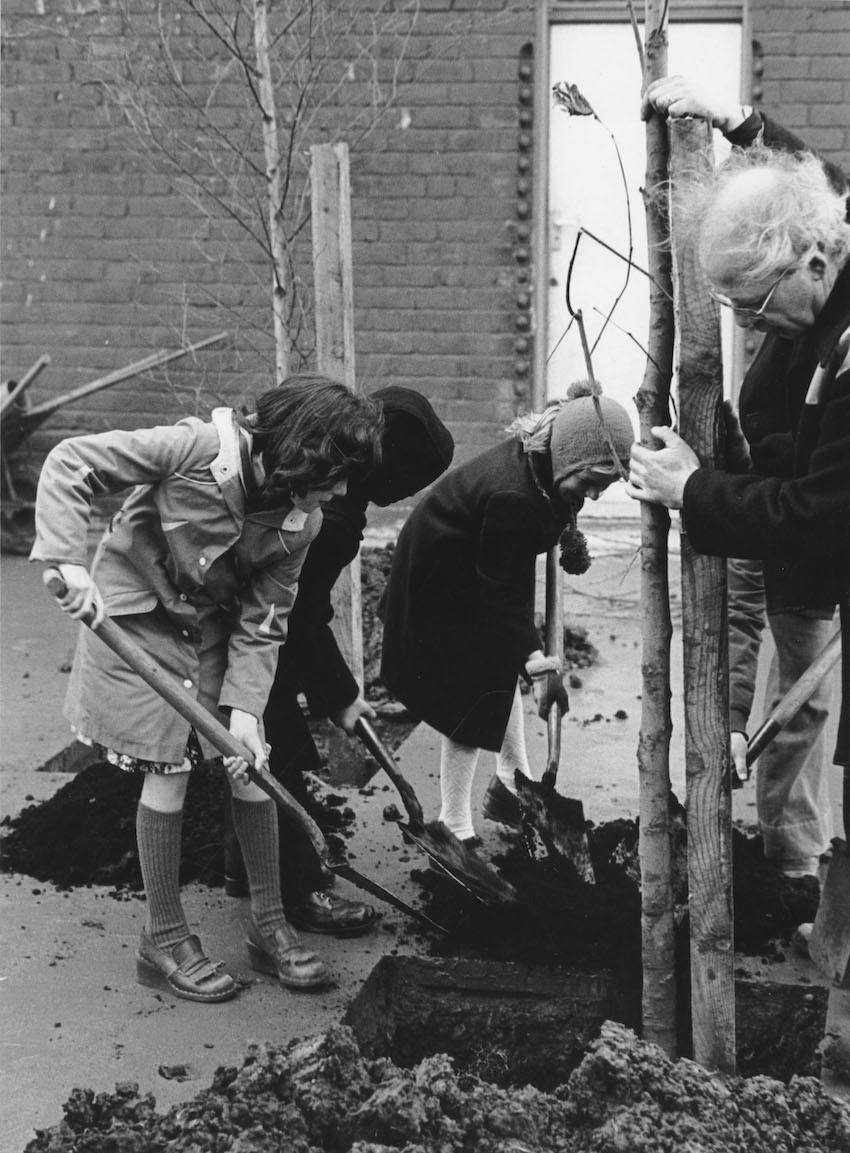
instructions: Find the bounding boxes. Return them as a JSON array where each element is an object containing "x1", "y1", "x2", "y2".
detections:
[
  {"x1": 138, "y1": 772, "x2": 191, "y2": 949},
  {"x1": 228, "y1": 780, "x2": 287, "y2": 937},
  {"x1": 438, "y1": 736, "x2": 480, "y2": 841},
  {"x1": 229, "y1": 776, "x2": 331, "y2": 989},
  {"x1": 495, "y1": 683, "x2": 533, "y2": 794}
]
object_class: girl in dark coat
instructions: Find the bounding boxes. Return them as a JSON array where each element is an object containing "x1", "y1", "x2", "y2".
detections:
[
  {"x1": 224, "y1": 387, "x2": 454, "y2": 935},
  {"x1": 380, "y1": 382, "x2": 634, "y2": 842}
]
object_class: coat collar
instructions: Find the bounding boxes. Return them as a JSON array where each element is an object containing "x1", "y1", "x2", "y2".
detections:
[
  {"x1": 210, "y1": 408, "x2": 247, "y2": 522},
  {"x1": 814, "y1": 258, "x2": 850, "y2": 367},
  {"x1": 209, "y1": 408, "x2": 314, "y2": 532}
]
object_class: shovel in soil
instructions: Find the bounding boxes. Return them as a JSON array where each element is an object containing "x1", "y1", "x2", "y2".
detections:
[
  {"x1": 44, "y1": 572, "x2": 447, "y2": 935},
  {"x1": 514, "y1": 548, "x2": 595, "y2": 883},
  {"x1": 354, "y1": 717, "x2": 517, "y2": 906}
]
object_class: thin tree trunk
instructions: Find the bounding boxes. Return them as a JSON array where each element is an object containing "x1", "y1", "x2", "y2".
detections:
[
  {"x1": 636, "y1": 0, "x2": 676, "y2": 1057},
  {"x1": 252, "y1": 0, "x2": 289, "y2": 382},
  {"x1": 669, "y1": 117, "x2": 736, "y2": 1073}
]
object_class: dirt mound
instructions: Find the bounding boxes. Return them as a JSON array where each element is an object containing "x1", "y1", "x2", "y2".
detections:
[{"x1": 23, "y1": 1020, "x2": 849, "y2": 1153}]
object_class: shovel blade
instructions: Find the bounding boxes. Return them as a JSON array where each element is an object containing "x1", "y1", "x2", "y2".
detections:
[
  {"x1": 515, "y1": 772, "x2": 595, "y2": 884},
  {"x1": 400, "y1": 820, "x2": 518, "y2": 906},
  {"x1": 810, "y1": 840, "x2": 850, "y2": 989}
]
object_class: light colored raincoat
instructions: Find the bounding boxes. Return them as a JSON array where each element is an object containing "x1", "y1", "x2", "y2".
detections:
[{"x1": 31, "y1": 408, "x2": 321, "y2": 762}]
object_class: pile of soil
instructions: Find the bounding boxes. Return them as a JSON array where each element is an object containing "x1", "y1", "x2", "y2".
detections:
[
  {"x1": 0, "y1": 758, "x2": 360, "y2": 893},
  {"x1": 414, "y1": 805, "x2": 819, "y2": 974},
  {"x1": 24, "y1": 1020, "x2": 849, "y2": 1153}
]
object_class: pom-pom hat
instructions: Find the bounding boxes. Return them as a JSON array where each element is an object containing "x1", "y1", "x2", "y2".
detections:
[{"x1": 549, "y1": 381, "x2": 633, "y2": 485}]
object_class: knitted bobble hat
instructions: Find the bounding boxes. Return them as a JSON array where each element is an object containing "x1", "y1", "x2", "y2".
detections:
[{"x1": 549, "y1": 381, "x2": 634, "y2": 485}]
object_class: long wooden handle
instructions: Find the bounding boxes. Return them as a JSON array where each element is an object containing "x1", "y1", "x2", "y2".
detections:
[
  {"x1": 542, "y1": 547, "x2": 565, "y2": 791},
  {"x1": 44, "y1": 571, "x2": 329, "y2": 865},
  {"x1": 354, "y1": 716, "x2": 425, "y2": 829},
  {"x1": 746, "y1": 629, "x2": 842, "y2": 768}
]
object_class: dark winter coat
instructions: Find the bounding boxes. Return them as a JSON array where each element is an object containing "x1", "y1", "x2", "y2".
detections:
[
  {"x1": 380, "y1": 437, "x2": 569, "y2": 751},
  {"x1": 684, "y1": 261, "x2": 850, "y2": 763},
  {"x1": 729, "y1": 110, "x2": 846, "y2": 616}
]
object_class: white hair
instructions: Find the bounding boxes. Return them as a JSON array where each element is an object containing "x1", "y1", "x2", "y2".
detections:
[{"x1": 678, "y1": 146, "x2": 850, "y2": 294}]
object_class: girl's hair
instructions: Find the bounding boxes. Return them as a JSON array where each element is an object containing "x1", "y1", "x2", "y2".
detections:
[
  {"x1": 506, "y1": 398, "x2": 565, "y2": 454},
  {"x1": 245, "y1": 373, "x2": 384, "y2": 506}
]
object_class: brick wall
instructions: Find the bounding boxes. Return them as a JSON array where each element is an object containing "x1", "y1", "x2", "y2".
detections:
[
  {"x1": 750, "y1": 0, "x2": 850, "y2": 170},
  {"x1": 2, "y1": 0, "x2": 848, "y2": 477},
  {"x1": 1, "y1": 0, "x2": 535, "y2": 472}
]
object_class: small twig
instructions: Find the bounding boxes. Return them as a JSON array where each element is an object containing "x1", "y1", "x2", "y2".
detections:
[
  {"x1": 590, "y1": 306, "x2": 660, "y2": 374},
  {"x1": 624, "y1": 0, "x2": 646, "y2": 74},
  {"x1": 574, "y1": 310, "x2": 630, "y2": 480},
  {"x1": 545, "y1": 314, "x2": 575, "y2": 366}
]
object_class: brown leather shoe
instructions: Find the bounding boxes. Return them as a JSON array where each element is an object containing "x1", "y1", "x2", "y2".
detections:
[
  {"x1": 136, "y1": 932, "x2": 238, "y2": 1003},
  {"x1": 287, "y1": 889, "x2": 377, "y2": 937},
  {"x1": 245, "y1": 918, "x2": 333, "y2": 990}
]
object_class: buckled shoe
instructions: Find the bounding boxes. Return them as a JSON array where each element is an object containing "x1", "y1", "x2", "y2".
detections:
[
  {"x1": 136, "y1": 931, "x2": 238, "y2": 1003},
  {"x1": 245, "y1": 918, "x2": 333, "y2": 990},
  {"x1": 482, "y1": 775, "x2": 522, "y2": 828},
  {"x1": 286, "y1": 889, "x2": 377, "y2": 937}
]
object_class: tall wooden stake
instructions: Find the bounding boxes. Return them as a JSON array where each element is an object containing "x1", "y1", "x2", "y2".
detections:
[
  {"x1": 669, "y1": 118, "x2": 736, "y2": 1073},
  {"x1": 310, "y1": 141, "x2": 364, "y2": 695},
  {"x1": 636, "y1": 0, "x2": 677, "y2": 1056}
]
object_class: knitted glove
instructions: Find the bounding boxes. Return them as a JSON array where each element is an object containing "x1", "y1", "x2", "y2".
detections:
[{"x1": 526, "y1": 656, "x2": 570, "y2": 719}]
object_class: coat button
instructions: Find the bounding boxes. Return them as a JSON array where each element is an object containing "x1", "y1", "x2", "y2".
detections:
[
  {"x1": 183, "y1": 679, "x2": 192, "y2": 689},
  {"x1": 181, "y1": 629, "x2": 190, "y2": 638},
  {"x1": 179, "y1": 593, "x2": 188, "y2": 601}
]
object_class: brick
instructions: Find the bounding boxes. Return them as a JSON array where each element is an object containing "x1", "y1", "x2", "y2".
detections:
[
  {"x1": 798, "y1": 126, "x2": 846, "y2": 152},
  {"x1": 809, "y1": 104, "x2": 850, "y2": 128}
]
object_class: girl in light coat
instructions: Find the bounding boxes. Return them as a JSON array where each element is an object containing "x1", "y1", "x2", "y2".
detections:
[{"x1": 32, "y1": 374, "x2": 383, "y2": 1001}]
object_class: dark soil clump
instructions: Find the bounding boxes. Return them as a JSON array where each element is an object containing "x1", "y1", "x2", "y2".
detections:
[
  {"x1": 24, "y1": 1020, "x2": 850, "y2": 1153},
  {"x1": 1, "y1": 547, "x2": 411, "y2": 893}
]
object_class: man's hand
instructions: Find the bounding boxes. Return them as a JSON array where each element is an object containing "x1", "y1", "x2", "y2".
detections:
[
  {"x1": 44, "y1": 563, "x2": 104, "y2": 626},
  {"x1": 330, "y1": 694, "x2": 376, "y2": 735},
  {"x1": 224, "y1": 708, "x2": 269, "y2": 784},
  {"x1": 640, "y1": 74, "x2": 745, "y2": 134},
  {"x1": 626, "y1": 428, "x2": 701, "y2": 509}
]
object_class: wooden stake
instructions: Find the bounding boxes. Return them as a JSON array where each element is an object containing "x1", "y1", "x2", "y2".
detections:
[
  {"x1": 636, "y1": 0, "x2": 677, "y2": 1058},
  {"x1": 669, "y1": 117, "x2": 736, "y2": 1074},
  {"x1": 310, "y1": 141, "x2": 364, "y2": 694}
]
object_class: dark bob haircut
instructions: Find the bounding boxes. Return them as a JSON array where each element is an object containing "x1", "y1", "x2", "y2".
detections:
[{"x1": 245, "y1": 373, "x2": 384, "y2": 505}]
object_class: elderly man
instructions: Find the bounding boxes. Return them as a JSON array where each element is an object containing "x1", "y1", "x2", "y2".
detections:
[
  {"x1": 634, "y1": 79, "x2": 844, "y2": 879},
  {"x1": 628, "y1": 86, "x2": 850, "y2": 845}
]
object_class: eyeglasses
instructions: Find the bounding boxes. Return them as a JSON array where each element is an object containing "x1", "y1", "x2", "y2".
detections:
[{"x1": 708, "y1": 265, "x2": 795, "y2": 321}]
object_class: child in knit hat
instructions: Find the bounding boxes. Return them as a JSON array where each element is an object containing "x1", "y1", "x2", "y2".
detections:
[{"x1": 380, "y1": 380, "x2": 634, "y2": 843}]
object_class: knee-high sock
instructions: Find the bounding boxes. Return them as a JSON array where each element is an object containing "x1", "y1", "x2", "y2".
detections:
[
  {"x1": 438, "y1": 737, "x2": 480, "y2": 841},
  {"x1": 496, "y1": 684, "x2": 533, "y2": 794},
  {"x1": 136, "y1": 802, "x2": 190, "y2": 950},
  {"x1": 231, "y1": 796, "x2": 287, "y2": 936}
]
